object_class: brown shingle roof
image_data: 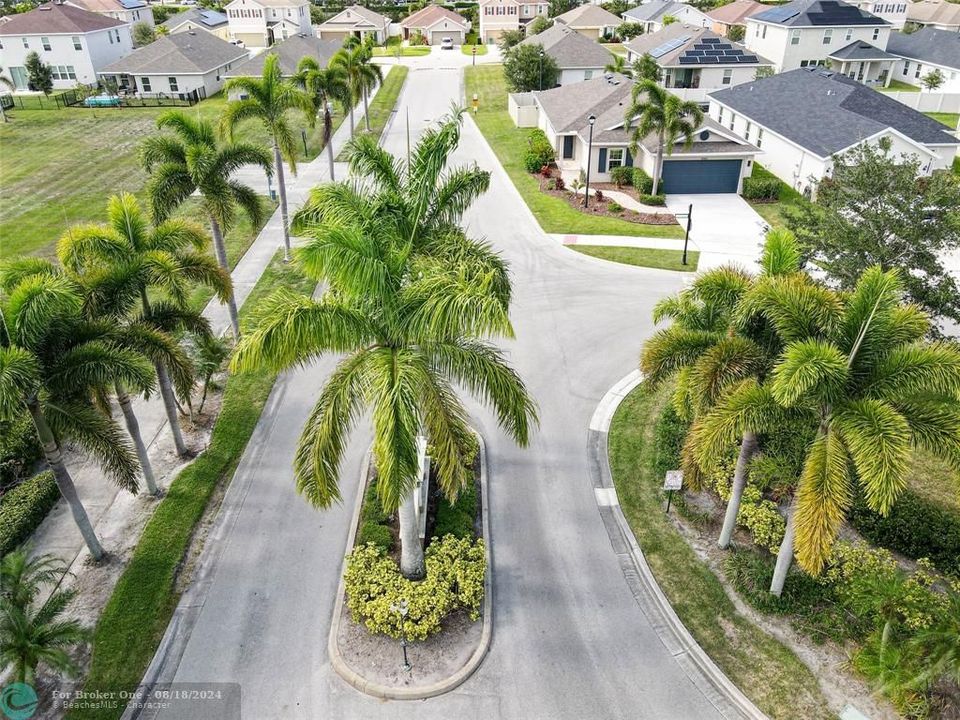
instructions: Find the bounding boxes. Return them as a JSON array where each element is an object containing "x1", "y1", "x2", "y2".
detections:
[
  {"x1": 0, "y1": 1, "x2": 125, "y2": 34},
  {"x1": 707, "y1": 0, "x2": 766, "y2": 25},
  {"x1": 401, "y1": 4, "x2": 468, "y2": 29}
]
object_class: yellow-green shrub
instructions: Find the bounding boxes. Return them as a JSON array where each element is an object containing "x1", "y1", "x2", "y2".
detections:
[
  {"x1": 344, "y1": 535, "x2": 485, "y2": 641},
  {"x1": 709, "y1": 460, "x2": 785, "y2": 553}
]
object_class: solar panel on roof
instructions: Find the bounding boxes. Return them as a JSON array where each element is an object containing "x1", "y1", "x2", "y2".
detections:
[
  {"x1": 738, "y1": 55, "x2": 759, "y2": 63},
  {"x1": 117, "y1": 0, "x2": 145, "y2": 8},
  {"x1": 650, "y1": 36, "x2": 690, "y2": 58},
  {"x1": 678, "y1": 56, "x2": 699, "y2": 64},
  {"x1": 756, "y1": 4, "x2": 800, "y2": 23},
  {"x1": 700, "y1": 56, "x2": 719, "y2": 64},
  {"x1": 200, "y1": 9, "x2": 227, "y2": 24},
  {"x1": 705, "y1": 50, "x2": 724, "y2": 55},
  {"x1": 702, "y1": 37, "x2": 721, "y2": 44}
]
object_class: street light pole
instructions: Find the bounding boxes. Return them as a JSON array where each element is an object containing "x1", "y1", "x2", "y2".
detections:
[
  {"x1": 472, "y1": 45, "x2": 477, "y2": 66},
  {"x1": 584, "y1": 114, "x2": 596, "y2": 208},
  {"x1": 539, "y1": 49, "x2": 544, "y2": 91},
  {"x1": 390, "y1": 600, "x2": 412, "y2": 671}
]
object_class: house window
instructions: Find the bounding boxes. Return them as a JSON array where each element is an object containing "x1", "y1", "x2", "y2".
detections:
[
  {"x1": 41, "y1": 36, "x2": 51, "y2": 51},
  {"x1": 722, "y1": 68, "x2": 732, "y2": 85},
  {"x1": 72, "y1": 35, "x2": 81, "y2": 50},
  {"x1": 584, "y1": 69, "x2": 593, "y2": 80},
  {"x1": 872, "y1": 28, "x2": 880, "y2": 40},
  {"x1": 607, "y1": 148, "x2": 625, "y2": 169},
  {"x1": 902, "y1": 61, "x2": 909, "y2": 76},
  {"x1": 915, "y1": 64, "x2": 921, "y2": 78},
  {"x1": 67, "y1": 65, "x2": 76, "y2": 79},
  {"x1": 108, "y1": 30, "x2": 114, "y2": 44},
  {"x1": 761, "y1": 25, "x2": 767, "y2": 38},
  {"x1": 756, "y1": 128, "x2": 763, "y2": 148},
  {"x1": 21, "y1": 37, "x2": 29, "y2": 48},
  {"x1": 745, "y1": 120, "x2": 752, "y2": 139},
  {"x1": 728, "y1": 112, "x2": 735, "y2": 130},
  {"x1": 718, "y1": 107, "x2": 725, "y2": 125},
  {"x1": 141, "y1": 76, "x2": 151, "y2": 92},
  {"x1": 789, "y1": 29, "x2": 800, "y2": 45},
  {"x1": 844, "y1": 28, "x2": 852, "y2": 40},
  {"x1": 822, "y1": 29, "x2": 832, "y2": 44},
  {"x1": 168, "y1": 77, "x2": 179, "y2": 91}
]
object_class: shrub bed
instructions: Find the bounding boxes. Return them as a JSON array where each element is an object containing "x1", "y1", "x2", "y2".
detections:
[
  {"x1": 523, "y1": 128, "x2": 555, "y2": 174},
  {"x1": 0, "y1": 470, "x2": 59, "y2": 556},
  {"x1": 0, "y1": 416, "x2": 42, "y2": 490},
  {"x1": 610, "y1": 165, "x2": 633, "y2": 188},
  {"x1": 547, "y1": 189, "x2": 678, "y2": 225},
  {"x1": 632, "y1": 168, "x2": 653, "y2": 195},
  {"x1": 743, "y1": 176, "x2": 781, "y2": 202},
  {"x1": 638, "y1": 193, "x2": 666, "y2": 206}
]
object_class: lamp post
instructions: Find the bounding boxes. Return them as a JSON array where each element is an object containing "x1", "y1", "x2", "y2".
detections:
[
  {"x1": 539, "y1": 48, "x2": 545, "y2": 91},
  {"x1": 472, "y1": 45, "x2": 477, "y2": 66},
  {"x1": 674, "y1": 203, "x2": 693, "y2": 265},
  {"x1": 390, "y1": 600, "x2": 411, "y2": 671},
  {"x1": 584, "y1": 114, "x2": 596, "y2": 208},
  {"x1": 300, "y1": 127, "x2": 308, "y2": 158}
]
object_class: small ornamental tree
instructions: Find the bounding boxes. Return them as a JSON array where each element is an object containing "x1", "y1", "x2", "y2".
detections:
[
  {"x1": 497, "y1": 28, "x2": 523, "y2": 51},
  {"x1": 921, "y1": 68, "x2": 945, "y2": 91},
  {"x1": 504, "y1": 43, "x2": 560, "y2": 92},
  {"x1": 527, "y1": 15, "x2": 552, "y2": 35},
  {"x1": 132, "y1": 21, "x2": 156, "y2": 46},
  {"x1": 548, "y1": 0, "x2": 577, "y2": 16},
  {"x1": 24, "y1": 52, "x2": 52, "y2": 95},
  {"x1": 727, "y1": 24, "x2": 745, "y2": 42},
  {"x1": 616, "y1": 22, "x2": 644, "y2": 40}
]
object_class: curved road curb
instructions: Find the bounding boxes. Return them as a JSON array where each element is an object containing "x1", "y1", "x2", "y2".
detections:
[
  {"x1": 588, "y1": 370, "x2": 768, "y2": 720},
  {"x1": 327, "y1": 432, "x2": 493, "y2": 700}
]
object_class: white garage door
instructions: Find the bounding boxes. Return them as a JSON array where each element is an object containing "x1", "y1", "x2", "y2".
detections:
[{"x1": 429, "y1": 28, "x2": 463, "y2": 45}]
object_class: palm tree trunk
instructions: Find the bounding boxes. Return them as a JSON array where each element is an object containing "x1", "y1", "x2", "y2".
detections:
[
  {"x1": 397, "y1": 489, "x2": 425, "y2": 579},
  {"x1": 348, "y1": 100, "x2": 355, "y2": 137},
  {"x1": 27, "y1": 398, "x2": 105, "y2": 561},
  {"x1": 272, "y1": 141, "x2": 292, "y2": 263},
  {"x1": 116, "y1": 382, "x2": 158, "y2": 496},
  {"x1": 325, "y1": 109, "x2": 336, "y2": 181},
  {"x1": 208, "y1": 215, "x2": 241, "y2": 338},
  {"x1": 718, "y1": 430, "x2": 758, "y2": 549},
  {"x1": 140, "y1": 290, "x2": 189, "y2": 457},
  {"x1": 362, "y1": 85, "x2": 371, "y2": 133},
  {"x1": 651, "y1": 133, "x2": 664, "y2": 196},
  {"x1": 769, "y1": 499, "x2": 797, "y2": 596}
]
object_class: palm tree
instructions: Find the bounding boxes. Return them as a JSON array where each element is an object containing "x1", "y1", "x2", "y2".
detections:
[
  {"x1": 57, "y1": 193, "x2": 230, "y2": 460},
  {"x1": 221, "y1": 55, "x2": 312, "y2": 263},
  {"x1": 141, "y1": 111, "x2": 271, "y2": 337},
  {"x1": 0, "y1": 275, "x2": 153, "y2": 559},
  {"x1": 641, "y1": 230, "x2": 801, "y2": 549},
  {"x1": 604, "y1": 55, "x2": 631, "y2": 77},
  {"x1": 331, "y1": 44, "x2": 383, "y2": 135},
  {"x1": 0, "y1": 549, "x2": 89, "y2": 685},
  {"x1": 294, "y1": 56, "x2": 351, "y2": 182},
  {"x1": 695, "y1": 267, "x2": 960, "y2": 595},
  {"x1": 632, "y1": 53, "x2": 660, "y2": 82},
  {"x1": 232, "y1": 111, "x2": 536, "y2": 579},
  {"x1": 624, "y1": 79, "x2": 703, "y2": 196}
]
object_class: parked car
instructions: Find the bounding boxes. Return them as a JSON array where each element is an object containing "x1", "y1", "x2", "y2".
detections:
[{"x1": 440, "y1": 37, "x2": 453, "y2": 50}]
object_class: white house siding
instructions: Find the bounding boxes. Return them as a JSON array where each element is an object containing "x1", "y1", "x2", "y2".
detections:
[
  {"x1": 132, "y1": 66, "x2": 230, "y2": 97},
  {"x1": 0, "y1": 25, "x2": 132, "y2": 89},
  {"x1": 744, "y1": 21, "x2": 890, "y2": 71},
  {"x1": 225, "y1": 0, "x2": 309, "y2": 47},
  {"x1": 894, "y1": 58, "x2": 960, "y2": 92},
  {"x1": 479, "y1": 0, "x2": 547, "y2": 43},
  {"x1": 558, "y1": 67, "x2": 603, "y2": 85},
  {"x1": 168, "y1": 20, "x2": 231, "y2": 41},
  {"x1": 854, "y1": 0, "x2": 907, "y2": 28},
  {"x1": 658, "y1": 63, "x2": 766, "y2": 89}
]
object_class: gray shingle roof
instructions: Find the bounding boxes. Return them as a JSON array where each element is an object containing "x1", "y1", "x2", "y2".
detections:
[
  {"x1": 160, "y1": 7, "x2": 229, "y2": 31},
  {"x1": 519, "y1": 23, "x2": 613, "y2": 69},
  {"x1": 886, "y1": 27, "x2": 960, "y2": 71},
  {"x1": 100, "y1": 31, "x2": 246, "y2": 74},
  {"x1": 750, "y1": 0, "x2": 887, "y2": 26},
  {"x1": 709, "y1": 67, "x2": 959, "y2": 157},
  {"x1": 622, "y1": 0, "x2": 680, "y2": 23},
  {"x1": 319, "y1": 4, "x2": 389, "y2": 30},
  {"x1": 0, "y1": 2, "x2": 124, "y2": 35},
  {"x1": 827, "y1": 40, "x2": 895, "y2": 61},
  {"x1": 553, "y1": 3, "x2": 621, "y2": 28},
  {"x1": 624, "y1": 23, "x2": 771, "y2": 67},
  {"x1": 225, "y1": 34, "x2": 341, "y2": 77}
]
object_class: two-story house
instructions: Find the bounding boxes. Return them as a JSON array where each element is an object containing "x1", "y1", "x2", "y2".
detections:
[
  {"x1": 224, "y1": 0, "x2": 310, "y2": 48},
  {"x1": 906, "y1": 0, "x2": 960, "y2": 32},
  {"x1": 478, "y1": 0, "x2": 548, "y2": 44},
  {"x1": 745, "y1": 0, "x2": 894, "y2": 85},
  {"x1": 0, "y1": 1, "x2": 133, "y2": 90},
  {"x1": 849, "y1": 0, "x2": 907, "y2": 29},
  {"x1": 64, "y1": 0, "x2": 153, "y2": 30},
  {"x1": 622, "y1": 0, "x2": 712, "y2": 35}
]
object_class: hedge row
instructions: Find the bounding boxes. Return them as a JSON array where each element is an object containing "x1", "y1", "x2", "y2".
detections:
[{"x1": 0, "y1": 471, "x2": 59, "y2": 556}]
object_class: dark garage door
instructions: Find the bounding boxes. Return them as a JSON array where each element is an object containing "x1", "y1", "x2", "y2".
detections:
[{"x1": 661, "y1": 159, "x2": 742, "y2": 194}]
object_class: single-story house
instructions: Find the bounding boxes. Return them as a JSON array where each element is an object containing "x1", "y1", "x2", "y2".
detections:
[
  {"x1": 905, "y1": 0, "x2": 960, "y2": 31},
  {"x1": 400, "y1": 4, "x2": 470, "y2": 45},
  {"x1": 624, "y1": 24, "x2": 774, "y2": 90},
  {"x1": 552, "y1": 3, "x2": 620, "y2": 40},
  {"x1": 519, "y1": 23, "x2": 614, "y2": 86},
  {"x1": 160, "y1": 8, "x2": 230, "y2": 41},
  {"x1": 510, "y1": 73, "x2": 761, "y2": 193},
  {"x1": 622, "y1": 0, "x2": 712, "y2": 35},
  {"x1": 708, "y1": 67, "x2": 960, "y2": 196},
  {"x1": 707, "y1": 0, "x2": 766, "y2": 36},
  {"x1": 99, "y1": 29, "x2": 247, "y2": 98},
  {"x1": 886, "y1": 27, "x2": 960, "y2": 93},
  {"x1": 316, "y1": 4, "x2": 390, "y2": 44},
  {"x1": 224, "y1": 32, "x2": 339, "y2": 86}
]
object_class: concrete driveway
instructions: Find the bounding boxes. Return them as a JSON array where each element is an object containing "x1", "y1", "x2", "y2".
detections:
[{"x1": 665, "y1": 194, "x2": 768, "y2": 271}]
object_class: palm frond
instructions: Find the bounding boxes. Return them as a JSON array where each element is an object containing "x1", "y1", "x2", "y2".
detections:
[
  {"x1": 0, "y1": 346, "x2": 39, "y2": 419},
  {"x1": 770, "y1": 338, "x2": 850, "y2": 407}
]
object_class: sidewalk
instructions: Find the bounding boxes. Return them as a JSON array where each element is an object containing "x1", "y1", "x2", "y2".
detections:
[{"x1": 26, "y1": 85, "x2": 373, "y2": 571}]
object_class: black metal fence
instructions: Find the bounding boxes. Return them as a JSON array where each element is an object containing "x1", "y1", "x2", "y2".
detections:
[{"x1": 0, "y1": 85, "x2": 205, "y2": 111}]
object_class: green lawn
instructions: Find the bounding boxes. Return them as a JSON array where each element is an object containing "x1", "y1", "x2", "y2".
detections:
[
  {"x1": 464, "y1": 65, "x2": 684, "y2": 240},
  {"x1": 336, "y1": 65, "x2": 408, "y2": 160},
  {"x1": 569, "y1": 244, "x2": 698, "y2": 272},
  {"x1": 601, "y1": 42, "x2": 627, "y2": 56},
  {"x1": 0, "y1": 94, "x2": 340, "y2": 259},
  {"x1": 748, "y1": 163, "x2": 807, "y2": 231},
  {"x1": 462, "y1": 43, "x2": 488, "y2": 56},
  {"x1": 608, "y1": 386, "x2": 834, "y2": 720},
  {"x1": 372, "y1": 45, "x2": 431, "y2": 57},
  {"x1": 879, "y1": 79, "x2": 920, "y2": 92},
  {"x1": 926, "y1": 112, "x2": 960, "y2": 129},
  {"x1": 70, "y1": 253, "x2": 315, "y2": 720}
]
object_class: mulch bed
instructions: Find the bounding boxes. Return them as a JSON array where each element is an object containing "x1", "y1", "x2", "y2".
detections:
[{"x1": 543, "y1": 187, "x2": 678, "y2": 226}]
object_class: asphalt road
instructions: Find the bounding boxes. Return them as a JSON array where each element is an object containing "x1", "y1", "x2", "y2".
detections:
[{"x1": 152, "y1": 61, "x2": 724, "y2": 720}]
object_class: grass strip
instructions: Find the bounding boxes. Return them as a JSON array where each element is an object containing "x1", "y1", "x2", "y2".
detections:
[
  {"x1": 464, "y1": 65, "x2": 684, "y2": 240},
  {"x1": 462, "y1": 44, "x2": 488, "y2": 56},
  {"x1": 608, "y1": 385, "x2": 834, "y2": 720},
  {"x1": 336, "y1": 65, "x2": 410, "y2": 161},
  {"x1": 372, "y1": 46, "x2": 431, "y2": 57},
  {"x1": 569, "y1": 244, "x2": 698, "y2": 272},
  {"x1": 69, "y1": 254, "x2": 315, "y2": 720},
  {"x1": 925, "y1": 112, "x2": 959, "y2": 129}
]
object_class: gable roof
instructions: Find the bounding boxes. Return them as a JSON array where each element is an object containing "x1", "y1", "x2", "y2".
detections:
[
  {"x1": 225, "y1": 0, "x2": 307, "y2": 7},
  {"x1": 625, "y1": 23, "x2": 771, "y2": 66},
  {"x1": 401, "y1": 4, "x2": 468, "y2": 30},
  {"x1": 623, "y1": 0, "x2": 684, "y2": 23},
  {"x1": 709, "y1": 67, "x2": 958, "y2": 157},
  {"x1": 67, "y1": 0, "x2": 146, "y2": 12},
  {"x1": 100, "y1": 30, "x2": 246, "y2": 74},
  {"x1": 749, "y1": 0, "x2": 888, "y2": 26},
  {"x1": 886, "y1": 27, "x2": 960, "y2": 71},
  {"x1": 827, "y1": 39, "x2": 895, "y2": 60},
  {"x1": 0, "y1": 2, "x2": 124, "y2": 34},
  {"x1": 906, "y1": 0, "x2": 960, "y2": 28},
  {"x1": 319, "y1": 4, "x2": 390, "y2": 29},
  {"x1": 553, "y1": 3, "x2": 620, "y2": 28},
  {"x1": 520, "y1": 23, "x2": 613, "y2": 68},
  {"x1": 161, "y1": 7, "x2": 229, "y2": 31},
  {"x1": 225, "y1": 34, "x2": 341, "y2": 76},
  {"x1": 707, "y1": 0, "x2": 766, "y2": 25}
]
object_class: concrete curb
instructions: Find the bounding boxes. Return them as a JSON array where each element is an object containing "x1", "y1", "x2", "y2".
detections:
[
  {"x1": 588, "y1": 371, "x2": 769, "y2": 720},
  {"x1": 327, "y1": 432, "x2": 493, "y2": 700}
]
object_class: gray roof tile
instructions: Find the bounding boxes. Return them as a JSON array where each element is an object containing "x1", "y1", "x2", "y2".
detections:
[
  {"x1": 100, "y1": 31, "x2": 246, "y2": 74},
  {"x1": 886, "y1": 27, "x2": 960, "y2": 71},
  {"x1": 520, "y1": 23, "x2": 613, "y2": 68},
  {"x1": 225, "y1": 34, "x2": 342, "y2": 76}
]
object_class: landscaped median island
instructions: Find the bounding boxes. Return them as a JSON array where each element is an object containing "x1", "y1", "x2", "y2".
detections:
[{"x1": 335, "y1": 65, "x2": 409, "y2": 160}]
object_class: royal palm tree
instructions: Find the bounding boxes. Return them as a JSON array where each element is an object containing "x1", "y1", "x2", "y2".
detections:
[
  {"x1": 632, "y1": 53, "x2": 660, "y2": 83},
  {"x1": 694, "y1": 267, "x2": 960, "y2": 594},
  {"x1": 221, "y1": 55, "x2": 312, "y2": 263},
  {"x1": 294, "y1": 56, "x2": 351, "y2": 182},
  {"x1": 331, "y1": 44, "x2": 383, "y2": 135},
  {"x1": 624, "y1": 79, "x2": 703, "y2": 195},
  {"x1": 0, "y1": 275, "x2": 152, "y2": 559},
  {"x1": 141, "y1": 112, "x2": 270, "y2": 336},
  {"x1": 0, "y1": 550, "x2": 89, "y2": 685},
  {"x1": 232, "y1": 111, "x2": 536, "y2": 579},
  {"x1": 604, "y1": 55, "x2": 631, "y2": 77},
  {"x1": 56, "y1": 193, "x2": 229, "y2": 460},
  {"x1": 641, "y1": 230, "x2": 802, "y2": 549}
]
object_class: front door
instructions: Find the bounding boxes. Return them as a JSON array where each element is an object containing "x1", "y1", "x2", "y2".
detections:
[{"x1": 562, "y1": 136, "x2": 574, "y2": 160}]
